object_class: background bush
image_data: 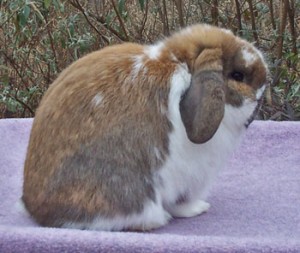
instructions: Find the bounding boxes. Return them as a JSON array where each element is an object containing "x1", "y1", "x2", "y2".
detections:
[{"x1": 0, "y1": 0, "x2": 299, "y2": 120}]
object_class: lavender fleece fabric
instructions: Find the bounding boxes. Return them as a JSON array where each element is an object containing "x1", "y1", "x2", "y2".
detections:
[{"x1": 0, "y1": 118, "x2": 299, "y2": 253}]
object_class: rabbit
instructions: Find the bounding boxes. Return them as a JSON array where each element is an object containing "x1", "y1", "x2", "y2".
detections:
[{"x1": 22, "y1": 24, "x2": 268, "y2": 231}]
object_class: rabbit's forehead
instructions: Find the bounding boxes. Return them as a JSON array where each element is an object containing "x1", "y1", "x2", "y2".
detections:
[
  {"x1": 235, "y1": 40, "x2": 267, "y2": 71},
  {"x1": 241, "y1": 47, "x2": 259, "y2": 67}
]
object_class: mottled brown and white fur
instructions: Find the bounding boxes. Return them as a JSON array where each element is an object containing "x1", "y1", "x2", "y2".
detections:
[{"x1": 22, "y1": 24, "x2": 268, "y2": 231}]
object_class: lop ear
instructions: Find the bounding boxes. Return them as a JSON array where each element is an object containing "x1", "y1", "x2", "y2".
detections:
[{"x1": 179, "y1": 49, "x2": 225, "y2": 144}]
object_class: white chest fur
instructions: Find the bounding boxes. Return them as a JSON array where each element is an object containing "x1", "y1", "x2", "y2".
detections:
[{"x1": 157, "y1": 64, "x2": 257, "y2": 211}]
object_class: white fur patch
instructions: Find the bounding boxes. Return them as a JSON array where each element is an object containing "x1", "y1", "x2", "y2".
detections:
[
  {"x1": 62, "y1": 197, "x2": 171, "y2": 231},
  {"x1": 254, "y1": 47, "x2": 269, "y2": 71},
  {"x1": 131, "y1": 55, "x2": 146, "y2": 80},
  {"x1": 256, "y1": 85, "x2": 266, "y2": 100},
  {"x1": 181, "y1": 27, "x2": 193, "y2": 35},
  {"x1": 221, "y1": 28, "x2": 233, "y2": 35},
  {"x1": 224, "y1": 99, "x2": 257, "y2": 130},
  {"x1": 242, "y1": 48, "x2": 258, "y2": 67},
  {"x1": 144, "y1": 42, "x2": 164, "y2": 60},
  {"x1": 14, "y1": 199, "x2": 31, "y2": 217},
  {"x1": 167, "y1": 63, "x2": 191, "y2": 121},
  {"x1": 170, "y1": 200, "x2": 210, "y2": 218},
  {"x1": 240, "y1": 39, "x2": 268, "y2": 71},
  {"x1": 92, "y1": 93, "x2": 104, "y2": 106}
]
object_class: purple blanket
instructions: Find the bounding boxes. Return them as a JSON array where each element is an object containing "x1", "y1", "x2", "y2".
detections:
[{"x1": 0, "y1": 118, "x2": 299, "y2": 253}]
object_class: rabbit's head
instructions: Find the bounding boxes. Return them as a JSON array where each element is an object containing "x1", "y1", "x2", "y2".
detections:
[{"x1": 163, "y1": 24, "x2": 268, "y2": 143}]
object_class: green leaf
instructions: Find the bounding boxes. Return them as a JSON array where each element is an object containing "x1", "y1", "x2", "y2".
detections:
[
  {"x1": 68, "y1": 22, "x2": 75, "y2": 37},
  {"x1": 60, "y1": 37, "x2": 66, "y2": 48},
  {"x1": 105, "y1": 12, "x2": 114, "y2": 26},
  {"x1": 23, "y1": 5, "x2": 31, "y2": 20},
  {"x1": 44, "y1": 0, "x2": 52, "y2": 9},
  {"x1": 137, "y1": 0, "x2": 145, "y2": 11},
  {"x1": 118, "y1": 0, "x2": 125, "y2": 14},
  {"x1": 7, "y1": 98, "x2": 19, "y2": 113},
  {"x1": 52, "y1": 0, "x2": 63, "y2": 12},
  {"x1": 18, "y1": 5, "x2": 30, "y2": 27}
]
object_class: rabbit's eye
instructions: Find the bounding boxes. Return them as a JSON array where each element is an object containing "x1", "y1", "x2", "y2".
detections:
[{"x1": 230, "y1": 71, "x2": 244, "y2": 82}]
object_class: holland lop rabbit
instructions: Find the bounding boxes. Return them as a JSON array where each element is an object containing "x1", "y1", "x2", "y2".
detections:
[{"x1": 23, "y1": 24, "x2": 268, "y2": 231}]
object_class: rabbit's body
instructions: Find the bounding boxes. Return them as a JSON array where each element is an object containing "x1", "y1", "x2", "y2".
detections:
[{"x1": 23, "y1": 24, "x2": 268, "y2": 231}]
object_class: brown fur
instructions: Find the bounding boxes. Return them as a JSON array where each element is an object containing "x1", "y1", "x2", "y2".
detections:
[
  {"x1": 23, "y1": 24, "x2": 268, "y2": 228},
  {"x1": 23, "y1": 43, "x2": 175, "y2": 226}
]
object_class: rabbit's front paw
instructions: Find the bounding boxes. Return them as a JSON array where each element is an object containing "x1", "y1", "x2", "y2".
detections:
[{"x1": 170, "y1": 200, "x2": 210, "y2": 218}]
